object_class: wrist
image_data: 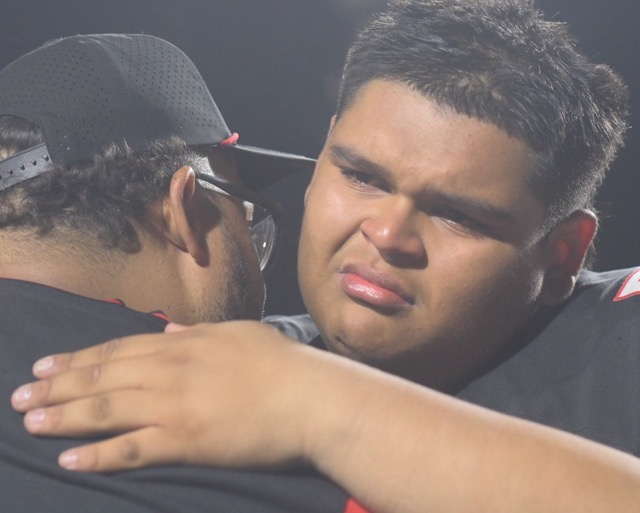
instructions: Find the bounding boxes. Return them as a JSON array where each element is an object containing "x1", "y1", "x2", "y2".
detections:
[{"x1": 293, "y1": 347, "x2": 384, "y2": 471}]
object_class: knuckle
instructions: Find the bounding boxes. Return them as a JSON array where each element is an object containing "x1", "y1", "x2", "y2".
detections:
[
  {"x1": 98, "y1": 337, "x2": 123, "y2": 362},
  {"x1": 161, "y1": 347, "x2": 191, "y2": 366},
  {"x1": 85, "y1": 363, "x2": 102, "y2": 386},
  {"x1": 175, "y1": 414, "x2": 202, "y2": 437},
  {"x1": 91, "y1": 395, "x2": 111, "y2": 422},
  {"x1": 120, "y1": 438, "x2": 141, "y2": 464}
]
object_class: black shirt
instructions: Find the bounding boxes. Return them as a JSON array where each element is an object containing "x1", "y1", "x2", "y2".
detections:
[
  {"x1": 457, "y1": 268, "x2": 640, "y2": 455},
  {"x1": 268, "y1": 268, "x2": 640, "y2": 456},
  {"x1": 0, "y1": 278, "x2": 354, "y2": 513}
]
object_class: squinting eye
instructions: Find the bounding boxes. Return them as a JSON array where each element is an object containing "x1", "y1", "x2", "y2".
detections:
[
  {"x1": 345, "y1": 170, "x2": 372, "y2": 184},
  {"x1": 340, "y1": 169, "x2": 389, "y2": 192},
  {"x1": 436, "y1": 209, "x2": 486, "y2": 234}
]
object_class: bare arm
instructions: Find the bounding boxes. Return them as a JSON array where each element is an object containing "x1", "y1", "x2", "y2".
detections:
[{"x1": 11, "y1": 321, "x2": 640, "y2": 513}]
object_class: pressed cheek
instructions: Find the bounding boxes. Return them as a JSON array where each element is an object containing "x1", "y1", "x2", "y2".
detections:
[
  {"x1": 299, "y1": 170, "x2": 360, "y2": 301},
  {"x1": 302, "y1": 172, "x2": 359, "y2": 262}
]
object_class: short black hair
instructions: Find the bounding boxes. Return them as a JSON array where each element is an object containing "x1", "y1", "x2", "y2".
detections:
[
  {"x1": 0, "y1": 116, "x2": 212, "y2": 252},
  {"x1": 337, "y1": 0, "x2": 629, "y2": 229}
]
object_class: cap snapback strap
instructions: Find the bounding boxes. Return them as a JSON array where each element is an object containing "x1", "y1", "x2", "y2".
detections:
[{"x1": 0, "y1": 143, "x2": 53, "y2": 191}]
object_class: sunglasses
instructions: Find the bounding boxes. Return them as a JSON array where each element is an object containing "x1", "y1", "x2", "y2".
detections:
[{"x1": 195, "y1": 172, "x2": 281, "y2": 272}]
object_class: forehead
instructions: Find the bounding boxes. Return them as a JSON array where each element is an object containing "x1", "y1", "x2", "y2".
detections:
[{"x1": 330, "y1": 80, "x2": 538, "y2": 206}]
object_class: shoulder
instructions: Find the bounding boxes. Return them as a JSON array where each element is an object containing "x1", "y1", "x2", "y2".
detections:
[
  {"x1": 262, "y1": 314, "x2": 319, "y2": 343},
  {"x1": 577, "y1": 267, "x2": 640, "y2": 296},
  {"x1": 570, "y1": 267, "x2": 640, "y2": 315},
  {"x1": 458, "y1": 267, "x2": 640, "y2": 454},
  {"x1": 538, "y1": 266, "x2": 640, "y2": 352}
]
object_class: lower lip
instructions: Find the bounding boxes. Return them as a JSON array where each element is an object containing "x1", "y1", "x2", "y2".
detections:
[{"x1": 340, "y1": 273, "x2": 411, "y2": 309}]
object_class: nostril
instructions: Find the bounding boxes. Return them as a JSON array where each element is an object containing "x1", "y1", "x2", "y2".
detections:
[{"x1": 361, "y1": 219, "x2": 426, "y2": 267}]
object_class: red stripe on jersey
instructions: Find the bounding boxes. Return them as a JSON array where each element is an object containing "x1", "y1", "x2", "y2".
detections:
[
  {"x1": 103, "y1": 298, "x2": 125, "y2": 305},
  {"x1": 103, "y1": 298, "x2": 170, "y2": 322},
  {"x1": 151, "y1": 311, "x2": 170, "y2": 322},
  {"x1": 343, "y1": 498, "x2": 372, "y2": 513}
]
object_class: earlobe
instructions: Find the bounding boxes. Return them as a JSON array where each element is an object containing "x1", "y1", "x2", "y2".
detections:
[
  {"x1": 163, "y1": 166, "x2": 208, "y2": 265},
  {"x1": 539, "y1": 210, "x2": 598, "y2": 305}
]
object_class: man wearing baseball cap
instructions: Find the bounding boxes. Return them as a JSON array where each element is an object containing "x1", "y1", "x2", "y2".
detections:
[{"x1": 0, "y1": 33, "x2": 356, "y2": 513}]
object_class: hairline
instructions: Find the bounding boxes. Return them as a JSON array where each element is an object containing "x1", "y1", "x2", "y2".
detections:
[{"x1": 334, "y1": 77, "x2": 562, "y2": 232}]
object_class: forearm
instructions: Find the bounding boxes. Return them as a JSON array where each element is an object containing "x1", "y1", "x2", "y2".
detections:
[
  {"x1": 298, "y1": 349, "x2": 640, "y2": 513},
  {"x1": 12, "y1": 323, "x2": 640, "y2": 512}
]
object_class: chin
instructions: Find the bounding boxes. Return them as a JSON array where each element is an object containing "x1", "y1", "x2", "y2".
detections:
[{"x1": 325, "y1": 328, "x2": 400, "y2": 363}]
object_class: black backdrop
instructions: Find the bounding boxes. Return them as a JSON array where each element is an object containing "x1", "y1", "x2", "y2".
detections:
[{"x1": 1, "y1": 0, "x2": 638, "y2": 315}]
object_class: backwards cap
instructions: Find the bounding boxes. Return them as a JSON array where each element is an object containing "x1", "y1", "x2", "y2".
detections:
[{"x1": 0, "y1": 33, "x2": 314, "y2": 191}]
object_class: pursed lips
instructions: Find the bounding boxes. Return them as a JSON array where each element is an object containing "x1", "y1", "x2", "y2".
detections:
[{"x1": 339, "y1": 262, "x2": 415, "y2": 308}]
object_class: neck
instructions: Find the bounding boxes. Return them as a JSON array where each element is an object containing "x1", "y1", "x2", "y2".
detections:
[
  {"x1": 0, "y1": 239, "x2": 129, "y2": 302},
  {"x1": 0, "y1": 227, "x2": 210, "y2": 324}
]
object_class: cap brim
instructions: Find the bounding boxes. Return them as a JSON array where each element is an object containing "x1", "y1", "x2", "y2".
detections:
[{"x1": 230, "y1": 144, "x2": 316, "y2": 192}]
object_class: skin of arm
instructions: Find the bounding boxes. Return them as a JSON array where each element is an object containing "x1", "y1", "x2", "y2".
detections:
[{"x1": 11, "y1": 321, "x2": 640, "y2": 513}]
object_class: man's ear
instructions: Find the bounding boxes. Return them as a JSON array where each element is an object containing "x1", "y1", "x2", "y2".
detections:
[
  {"x1": 163, "y1": 166, "x2": 207, "y2": 265},
  {"x1": 539, "y1": 210, "x2": 598, "y2": 305}
]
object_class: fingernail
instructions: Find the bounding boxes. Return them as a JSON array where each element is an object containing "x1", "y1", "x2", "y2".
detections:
[
  {"x1": 12, "y1": 385, "x2": 32, "y2": 407},
  {"x1": 59, "y1": 450, "x2": 79, "y2": 470},
  {"x1": 24, "y1": 409, "x2": 46, "y2": 431},
  {"x1": 33, "y1": 356, "x2": 54, "y2": 375}
]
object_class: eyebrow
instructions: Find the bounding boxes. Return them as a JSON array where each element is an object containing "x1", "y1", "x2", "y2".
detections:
[
  {"x1": 329, "y1": 143, "x2": 514, "y2": 224},
  {"x1": 330, "y1": 144, "x2": 395, "y2": 182}
]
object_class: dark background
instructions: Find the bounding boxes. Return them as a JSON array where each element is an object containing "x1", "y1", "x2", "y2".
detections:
[{"x1": 1, "y1": 0, "x2": 638, "y2": 315}]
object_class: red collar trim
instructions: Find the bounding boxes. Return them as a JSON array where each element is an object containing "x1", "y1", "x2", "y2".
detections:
[{"x1": 103, "y1": 298, "x2": 170, "y2": 322}]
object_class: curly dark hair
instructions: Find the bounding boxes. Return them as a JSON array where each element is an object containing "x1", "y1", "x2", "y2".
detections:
[
  {"x1": 0, "y1": 116, "x2": 212, "y2": 252},
  {"x1": 337, "y1": 0, "x2": 629, "y2": 230}
]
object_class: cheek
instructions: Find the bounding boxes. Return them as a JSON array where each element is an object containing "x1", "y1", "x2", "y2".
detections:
[
  {"x1": 427, "y1": 242, "x2": 544, "y2": 314},
  {"x1": 298, "y1": 179, "x2": 361, "y2": 309},
  {"x1": 456, "y1": 251, "x2": 544, "y2": 327},
  {"x1": 300, "y1": 179, "x2": 360, "y2": 263}
]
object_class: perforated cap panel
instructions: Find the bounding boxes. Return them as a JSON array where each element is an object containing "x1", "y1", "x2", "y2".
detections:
[
  {"x1": 0, "y1": 34, "x2": 231, "y2": 165},
  {"x1": 0, "y1": 33, "x2": 316, "y2": 192}
]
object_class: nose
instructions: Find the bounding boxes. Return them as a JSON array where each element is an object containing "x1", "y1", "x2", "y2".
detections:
[{"x1": 360, "y1": 199, "x2": 426, "y2": 266}]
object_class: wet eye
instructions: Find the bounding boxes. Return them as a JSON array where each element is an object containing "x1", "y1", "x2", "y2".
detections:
[
  {"x1": 340, "y1": 168, "x2": 389, "y2": 192},
  {"x1": 434, "y1": 208, "x2": 487, "y2": 235},
  {"x1": 341, "y1": 168, "x2": 372, "y2": 185}
]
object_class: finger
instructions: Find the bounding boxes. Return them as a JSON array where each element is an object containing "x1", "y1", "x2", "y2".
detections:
[
  {"x1": 12, "y1": 378, "x2": 54, "y2": 412},
  {"x1": 164, "y1": 322, "x2": 189, "y2": 333},
  {"x1": 14, "y1": 354, "x2": 163, "y2": 411},
  {"x1": 22, "y1": 389, "x2": 164, "y2": 437},
  {"x1": 57, "y1": 427, "x2": 179, "y2": 473},
  {"x1": 32, "y1": 331, "x2": 178, "y2": 378},
  {"x1": 32, "y1": 337, "x2": 130, "y2": 378}
]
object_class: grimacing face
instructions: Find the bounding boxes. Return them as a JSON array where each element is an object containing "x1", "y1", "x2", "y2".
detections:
[{"x1": 298, "y1": 79, "x2": 556, "y2": 390}]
